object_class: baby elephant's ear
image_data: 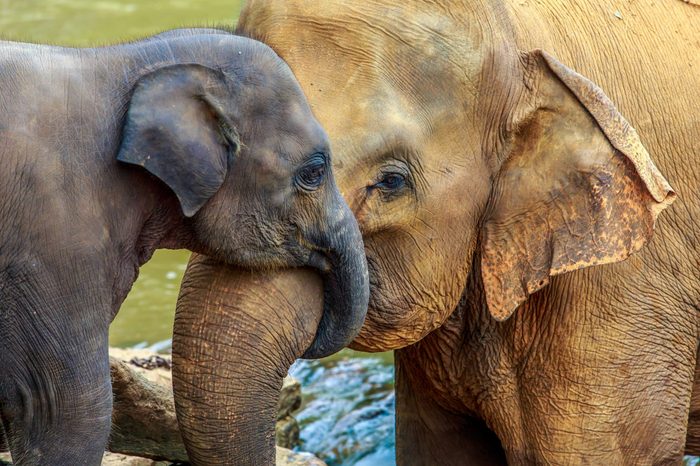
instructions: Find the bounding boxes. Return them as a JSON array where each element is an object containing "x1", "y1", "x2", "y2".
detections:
[
  {"x1": 117, "y1": 64, "x2": 239, "y2": 217},
  {"x1": 481, "y1": 50, "x2": 675, "y2": 321}
]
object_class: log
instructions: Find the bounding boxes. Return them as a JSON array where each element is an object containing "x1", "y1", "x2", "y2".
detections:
[
  {"x1": 0, "y1": 353, "x2": 324, "y2": 465},
  {"x1": 107, "y1": 355, "x2": 321, "y2": 464},
  {"x1": 108, "y1": 356, "x2": 188, "y2": 461}
]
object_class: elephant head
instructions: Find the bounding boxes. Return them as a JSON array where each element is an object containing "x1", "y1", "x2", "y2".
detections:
[
  {"x1": 116, "y1": 35, "x2": 372, "y2": 465},
  {"x1": 229, "y1": 0, "x2": 673, "y2": 349},
  {"x1": 172, "y1": 2, "x2": 674, "y2": 462},
  {"x1": 116, "y1": 37, "x2": 368, "y2": 359}
]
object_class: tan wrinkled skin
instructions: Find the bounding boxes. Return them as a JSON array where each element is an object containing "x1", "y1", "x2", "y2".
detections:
[{"x1": 179, "y1": 0, "x2": 699, "y2": 464}]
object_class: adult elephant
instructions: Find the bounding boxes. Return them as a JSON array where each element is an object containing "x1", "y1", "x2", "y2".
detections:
[{"x1": 174, "y1": 1, "x2": 699, "y2": 464}]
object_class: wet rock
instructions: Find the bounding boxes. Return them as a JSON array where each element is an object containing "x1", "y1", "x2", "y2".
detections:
[
  {"x1": 279, "y1": 376, "x2": 302, "y2": 420},
  {"x1": 289, "y1": 356, "x2": 395, "y2": 466},
  {"x1": 276, "y1": 447, "x2": 327, "y2": 466},
  {"x1": 0, "y1": 425, "x2": 6, "y2": 453},
  {"x1": 277, "y1": 376, "x2": 303, "y2": 448},
  {"x1": 276, "y1": 415, "x2": 300, "y2": 449}
]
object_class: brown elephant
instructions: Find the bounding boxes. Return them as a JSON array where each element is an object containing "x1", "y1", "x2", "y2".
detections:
[{"x1": 173, "y1": 1, "x2": 699, "y2": 464}]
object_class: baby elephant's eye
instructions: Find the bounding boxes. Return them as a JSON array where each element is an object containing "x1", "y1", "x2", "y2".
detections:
[{"x1": 296, "y1": 154, "x2": 327, "y2": 192}]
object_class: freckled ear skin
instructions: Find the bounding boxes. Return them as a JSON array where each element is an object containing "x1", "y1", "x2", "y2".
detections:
[
  {"x1": 481, "y1": 50, "x2": 676, "y2": 321},
  {"x1": 117, "y1": 64, "x2": 237, "y2": 217}
]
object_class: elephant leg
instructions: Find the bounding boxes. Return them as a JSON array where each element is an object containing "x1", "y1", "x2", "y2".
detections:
[
  {"x1": 685, "y1": 344, "x2": 700, "y2": 456},
  {"x1": 395, "y1": 349, "x2": 507, "y2": 466},
  {"x1": 0, "y1": 312, "x2": 112, "y2": 466}
]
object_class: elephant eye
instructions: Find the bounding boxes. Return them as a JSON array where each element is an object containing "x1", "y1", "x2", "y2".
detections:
[
  {"x1": 376, "y1": 173, "x2": 406, "y2": 191},
  {"x1": 296, "y1": 154, "x2": 327, "y2": 192}
]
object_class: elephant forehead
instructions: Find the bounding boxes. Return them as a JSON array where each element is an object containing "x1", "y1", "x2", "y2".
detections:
[{"x1": 240, "y1": 0, "x2": 486, "y2": 103}]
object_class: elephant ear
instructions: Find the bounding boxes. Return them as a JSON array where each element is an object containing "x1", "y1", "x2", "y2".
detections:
[
  {"x1": 480, "y1": 50, "x2": 675, "y2": 321},
  {"x1": 117, "y1": 64, "x2": 240, "y2": 217}
]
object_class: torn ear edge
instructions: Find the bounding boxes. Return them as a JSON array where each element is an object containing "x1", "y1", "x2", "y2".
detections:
[
  {"x1": 537, "y1": 50, "x2": 676, "y2": 214},
  {"x1": 480, "y1": 49, "x2": 676, "y2": 322}
]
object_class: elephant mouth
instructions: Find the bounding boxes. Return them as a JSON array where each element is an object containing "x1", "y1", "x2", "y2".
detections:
[{"x1": 294, "y1": 230, "x2": 333, "y2": 273}]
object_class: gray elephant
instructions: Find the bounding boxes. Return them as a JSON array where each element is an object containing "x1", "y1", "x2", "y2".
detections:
[{"x1": 0, "y1": 29, "x2": 368, "y2": 465}]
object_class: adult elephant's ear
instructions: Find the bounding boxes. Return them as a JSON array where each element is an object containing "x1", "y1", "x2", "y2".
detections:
[
  {"x1": 117, "y1": 64, "x2": 239, "y2": 217},
  {"x1": 480, "y1": 50, "x2": 676, "y2": 321}
]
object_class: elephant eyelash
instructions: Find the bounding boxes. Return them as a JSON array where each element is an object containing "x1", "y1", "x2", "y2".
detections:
[
  {"x1": 370, "y1": 165, "x2": 413, "y2": 201},
  {"x1": 365, "y1": 145, "x2": 423, "y2": 201}
]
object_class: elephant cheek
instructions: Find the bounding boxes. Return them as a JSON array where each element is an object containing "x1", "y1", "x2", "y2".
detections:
[{"x1": 349, "y1": 309, "x2": 422, "y2": 352}]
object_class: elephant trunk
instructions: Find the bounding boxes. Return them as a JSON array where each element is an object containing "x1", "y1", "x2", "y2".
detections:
[
  {"x1": 301, "y1": 196, "x2": 369, "y2": 359},
  {"x1": 172, "y1": 254, "x2": 323, "y2": 465}
]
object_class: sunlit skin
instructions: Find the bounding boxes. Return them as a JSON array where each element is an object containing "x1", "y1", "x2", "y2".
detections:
[{"x1": 174, "y1": 1, "x2": 699, "y2": 465}]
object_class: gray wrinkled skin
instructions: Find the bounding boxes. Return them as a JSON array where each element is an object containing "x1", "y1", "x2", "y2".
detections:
[{"x1": 0, "y1": 29, "x2": 368, "y2": 465}]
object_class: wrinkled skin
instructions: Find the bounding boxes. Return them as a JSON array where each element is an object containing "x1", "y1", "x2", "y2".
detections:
[
  {"x1": 0, "y1": 30, "x2": 368, "y2": 465},
  {"x1": 174, "y1": 257, "x2": 324, "y2": 465},
  {"x1": 175, "y1": 0, "x2": 700, "y2": 464}
]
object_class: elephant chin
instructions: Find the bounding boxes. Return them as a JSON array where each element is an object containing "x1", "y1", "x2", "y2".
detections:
[{"x1": 172, "y1": 254, "x2": 323, "y2": 465}]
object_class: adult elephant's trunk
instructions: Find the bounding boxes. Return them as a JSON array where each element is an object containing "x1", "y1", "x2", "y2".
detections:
[{"x1": 172, "y1": 255, "x2": 324, "y2": 465}]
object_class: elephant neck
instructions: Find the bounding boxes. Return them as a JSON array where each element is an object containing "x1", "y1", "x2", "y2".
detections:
[
  {"x1": 394, "y1": 258, "x2": 512, "y2": 415},
  {"x1": 132, "y1": 185, "x2": 193, "y2": 266},
  {"x1": 394, "y1": 259, "x2": 539, "y2": 460}
]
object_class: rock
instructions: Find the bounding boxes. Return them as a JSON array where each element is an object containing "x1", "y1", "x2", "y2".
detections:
[
  {"x1": 276, "y1": 377, "x2": 302, "y2": 448},
  {"x1": 0, "y1": 425, "x2": 6, "y2": 453},
  {"x1": 276, "y1": 415, "x2": 300, "y2": 449},
  {"x1": 276, "y1": 447, "x2": 327, "y2": 466},
  {"x1": 0, "y1": 452, "x2": 172, "y2": 466},
  {"x1": 0, "y1": 450, "x2": 326, "y2": 466},
  {"x1": 278, "y1": 377, "x2": 302, "y2": 420},
  {"x1": 101, "y1": 452, "x2": 171, "y2": 465}
]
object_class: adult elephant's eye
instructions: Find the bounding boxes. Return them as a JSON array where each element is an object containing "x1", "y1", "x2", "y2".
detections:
[
  {"x1": 296, "y1": 154, "x2": 327, "y2": 192},
  {"x1": 376, "y1": 173, "x2": 406, "y2": 191}
]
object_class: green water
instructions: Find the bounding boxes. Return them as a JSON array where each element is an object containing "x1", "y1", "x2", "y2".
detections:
[
  {"x1": 110, "y1": 249, "x2": 190, "y2": 348},
  {"x1": 0, "y1": 0, "x2": 239, "y2": 46}
]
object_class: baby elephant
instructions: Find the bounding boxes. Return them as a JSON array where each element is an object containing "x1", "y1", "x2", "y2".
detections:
[{"x1": 0, "y1": 30, "x2": 369, "y2": 464}]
